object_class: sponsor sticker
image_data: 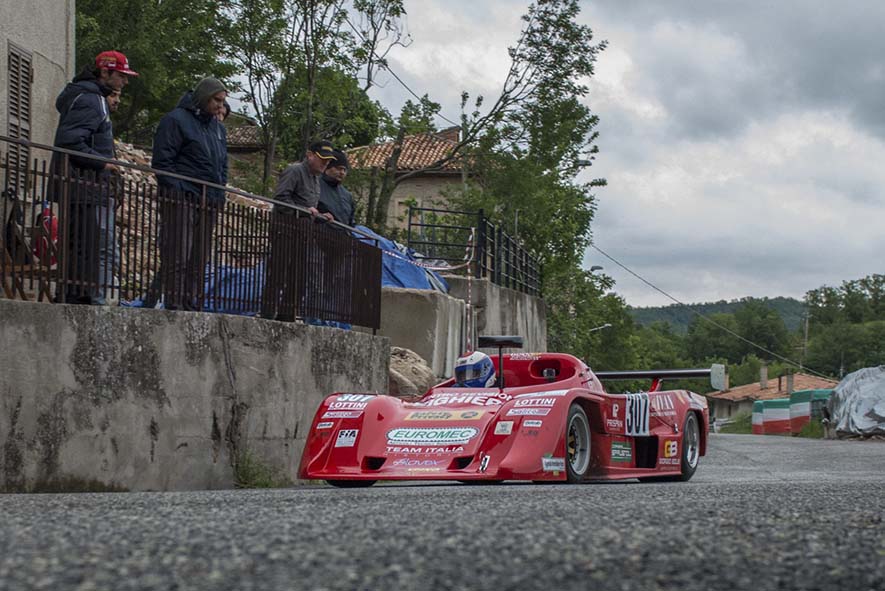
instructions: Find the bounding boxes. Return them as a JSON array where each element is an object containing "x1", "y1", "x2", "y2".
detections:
[
  {"x1": 606, "y1": 418, "x2": 624, "y2": 431},
  {"x1": 316, "y1": 421, "x2": 334, "y2": 430},
  {"x1": 515, "y1": 390, "x2": 569, "y2": 398},
  {"x1": 335, "y1": 429, "x2": 358, "y2": 448},
  {"x1": 515, "y1": 398, "x2": 557, "y2": 407},
  {"x1": 611, "y1": 441, "x2": 632, "y2": 463},
  {"x1": 542, "y1": 457, "x2": 566, "y2": 472},
  {"x1": 650, "y1": 394, "x2": 677, "y2": 417},
  {"x1": 386, "y1": 446, "x2": 465, "y2": 455},
  {"x1": 405, "y1": 410, "x2": 484, "y2": 421},
  {"x1": 625, "y1": 393, "x2": 650, "y2": 437},
  {"x1": 494, "y1": 421, "x2": 514, "y2": 435},
  {"x1": 507, "y1": 408, "x2": 551, "y2": 417},
  {"x1": 480, "y1": 455, "x2": 491, "y2": 472},
  {"x1": 392, "y1": 459, "x2": 444, "y2": 467},
  {"x1": 322, "y1": 411, "x2": 363, "y2": 419},
  {"x1": 509, "y1": 353, "x2": 541, "y2": 361},
  {"x1": 416, "y1": 392, "x2": 512, "y2": 407},
  {"x1": 387, "y1": 427, "x2": 479, "y2": 446},
  {"x1": 524, "y1": 420, "x2": 543, "y2": 428},
  {"x1": 664, "y1": 440, "x2": 679, "y2": 458}
]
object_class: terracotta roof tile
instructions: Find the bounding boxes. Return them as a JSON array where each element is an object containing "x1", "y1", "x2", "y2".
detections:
[
  {"x1": 348, "y1": 129, "x2": 463, "y2": 172},
  {"x1": 707, "y1": 373, "x2": 838, "y2": 401},
  {"x1": 227, "y1": 125, "x2": 263, "y2": 148}
]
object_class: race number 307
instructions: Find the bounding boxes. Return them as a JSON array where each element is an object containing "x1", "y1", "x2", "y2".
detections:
[{"x1": 625, "y1": 393, "x2": 650, "y2": 436}]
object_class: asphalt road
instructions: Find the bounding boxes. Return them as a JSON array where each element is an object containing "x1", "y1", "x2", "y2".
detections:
[{"x1": 1, "y1": 434, "x2": 883, "y2": 591}]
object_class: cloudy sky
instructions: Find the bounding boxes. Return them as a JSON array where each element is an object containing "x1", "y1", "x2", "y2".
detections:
[{"x1": 365, "y1": 0, "x2": 885, "y2": 307}]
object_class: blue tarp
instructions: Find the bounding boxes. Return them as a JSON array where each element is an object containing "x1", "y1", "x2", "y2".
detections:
[
  {"x1": 353, "y1": 225, "x2": 449, "y2": 292},
  {"x1": 123, "y1": 226, "x2": 447, "y2": 318}
]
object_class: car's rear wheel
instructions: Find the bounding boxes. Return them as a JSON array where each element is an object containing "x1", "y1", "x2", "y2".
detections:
[
  {"x1": 565, "y1": 403, "x2": 592, "y2": 483},
  {"x1": 326, "y1": 480, "x2": 376, "y2": 488},
  {"x1": 678, "y1": 411, "x2": 701, "y2": 481}
]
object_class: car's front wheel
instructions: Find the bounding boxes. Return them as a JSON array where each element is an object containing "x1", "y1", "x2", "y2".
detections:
[{"x1": 565, "y1": 403, "x2": 592, "y2": 483}]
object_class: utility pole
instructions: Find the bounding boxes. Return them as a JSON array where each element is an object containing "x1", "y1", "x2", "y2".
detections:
[{"x1": 801, "y1": 310, "x2": 811, "y2": 371}]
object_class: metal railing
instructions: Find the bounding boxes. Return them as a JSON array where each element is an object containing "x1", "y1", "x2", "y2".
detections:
[
  {"x1": 406, "y1": 206, "x2": 541, "y2": 296},
  {"x1": 0, "y1": 135, "x2": 382, "y2": 329}
]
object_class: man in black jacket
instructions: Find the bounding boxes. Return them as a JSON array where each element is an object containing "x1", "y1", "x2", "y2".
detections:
[
  {"x1": 52, "y1": 50, "x2": 138, "y2": 305},
  {"x1": 151, "y1": 77, "x2": 228, "y2": 310}
]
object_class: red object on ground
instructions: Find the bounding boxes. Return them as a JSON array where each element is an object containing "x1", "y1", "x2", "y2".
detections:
[{"x1": 34, "y1": 203, "x2": 58, "y2": 265}]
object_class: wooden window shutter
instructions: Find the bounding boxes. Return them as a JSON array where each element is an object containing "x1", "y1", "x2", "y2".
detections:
[{"x1": 7, "y1": 42, "x2": 33, "y2": 192}]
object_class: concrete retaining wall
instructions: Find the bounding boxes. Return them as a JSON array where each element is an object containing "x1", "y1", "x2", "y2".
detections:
[
  {"x1": 445, "y1": 277, "x2": 547, "y2": 354},
  {"x1": 0, "y1": 300, "x2": 389, "y2": 492},
  {"x1": 373, "y1": 279, "x2": 546, "y2": 380},
  {"x1": 374, "y1": 287, "x2": 466, "y2": 379}
]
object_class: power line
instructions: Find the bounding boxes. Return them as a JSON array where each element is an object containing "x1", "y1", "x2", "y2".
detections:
[
  {"x1": 343, "y1": 15, "x2": 462, "y2": 128},
  {"x1": 589, "y1": 242, "x2": 833, "y2": 380}
]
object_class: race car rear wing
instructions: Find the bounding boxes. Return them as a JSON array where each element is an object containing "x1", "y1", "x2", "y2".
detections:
[{"x1": 595, "y1": 364, "x2": 726, "y2": 392}]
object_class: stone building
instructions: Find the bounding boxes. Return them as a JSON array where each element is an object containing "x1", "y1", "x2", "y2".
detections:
[
  {"x1": 348, "y1": 126, "x2": 467, "y2": 229},
  {"x1": 0, "y1": 0, "x2": 76, "y2": 161}
]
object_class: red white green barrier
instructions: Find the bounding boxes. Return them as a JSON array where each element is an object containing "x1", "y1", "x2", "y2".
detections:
[
  {"x1": 790, "y1": 389, "x2": 833, "y2": 434},
  {"x1": 762, "y1": 398, "x2": 791, "y2": 435},
  {"x1": 752, "y1": 400, "x2": 765, "y2": 435}
]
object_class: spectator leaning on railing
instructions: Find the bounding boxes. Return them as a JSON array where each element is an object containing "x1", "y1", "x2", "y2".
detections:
[
  {"x1": 151, "y1": 77, "x2": 229, "y2": 311},
  {"x1": 261, "y1": 140, "x2": 335, "y2": 322},
  {"x1": 50, "y1": 50, "x2": 138, "y2": 305}
]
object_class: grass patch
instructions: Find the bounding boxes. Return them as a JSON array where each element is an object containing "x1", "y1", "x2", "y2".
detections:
[
  {"x1": 234, "y1": 452, "x2": 291, "y2": 489},
  {"x1": 719, "y1": 412, "x2": 752, "y2": 434},
  {"x1": 797, "y1": 419, "x2": 825, "y2": 439}
]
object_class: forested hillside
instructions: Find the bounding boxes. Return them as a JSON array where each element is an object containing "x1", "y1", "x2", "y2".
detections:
[{"x1": 630, "y1": 297, "x2": 805, "y2": 333}]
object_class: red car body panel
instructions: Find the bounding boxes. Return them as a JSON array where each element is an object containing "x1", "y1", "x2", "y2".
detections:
[{"x1": 298, "y1": 353, "x2": 710, "y2": 483}]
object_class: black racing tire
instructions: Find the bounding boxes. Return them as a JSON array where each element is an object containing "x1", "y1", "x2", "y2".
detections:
[
  {"x1": 326, "y1": 480, "x2": 377, "y2": 488},
  {"x1": 640, "y1": 412, "x2": 701, "y2": 483},
  {"x1": 565, "y1": 403, "x2": 592, "y2": 483}
]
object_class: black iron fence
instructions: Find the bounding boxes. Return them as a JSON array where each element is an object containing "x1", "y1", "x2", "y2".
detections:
[
  {"x1": 406, "y1": 206, "x2": 541, "y2": 296},
  {"x1": 0, "y1": 135, "x2": 382, "y2": 329}
]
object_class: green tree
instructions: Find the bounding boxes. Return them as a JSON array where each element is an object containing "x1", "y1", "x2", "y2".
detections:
[
  {"x1": 733, "y1": 298, "x2": 792, "y2": 360},
  {"x1": 685, "y1": 313, "x2": 742, "y2": 363},
  {"x1": 76, "y1": 0, "x2": 235, "y2": 136}
]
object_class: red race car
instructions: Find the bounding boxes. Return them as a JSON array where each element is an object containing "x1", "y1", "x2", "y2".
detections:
[{"x1": 299, "y1": 336, "x2": 725, "y2": 487}]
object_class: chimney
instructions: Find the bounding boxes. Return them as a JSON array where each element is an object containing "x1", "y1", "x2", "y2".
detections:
[
  {"x1": 787, "y1": 372, "x2": 794, "y2": 395},
  {"x1": 760, "y1": 365, "x2": 768, "y2": 389},
  {"x1": 434, "y1": 126, "x2": 460, "y2": 142},
  {"x1": 723, "y1": 370, "x2": 730, "y2": 392}
]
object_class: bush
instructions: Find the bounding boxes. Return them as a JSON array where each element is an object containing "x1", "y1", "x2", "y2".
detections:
[
  {"x1": 797, "y1": 419, "x2": 825, "y2": 439},
  {"x1": 234, "y1": 452, "x2": 291, "y2": 489},
  {"x1": 719, "y1": 412, "x2": 752, "y2": 434}
]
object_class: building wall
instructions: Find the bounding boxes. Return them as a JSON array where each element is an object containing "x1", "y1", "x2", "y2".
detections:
[
  {"x1": 0, "y1": 0, "x2": 75, "y2": 151},
  {"x1": 0, "y1": 300, "x2": 389, "y2": 492},
  {"x1": 386, "y1": 174, "x2": 463, "y2": 229}
]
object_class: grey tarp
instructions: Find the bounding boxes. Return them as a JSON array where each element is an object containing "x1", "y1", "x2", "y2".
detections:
[{"x1": 828, "y1": 366, "x2": 885, "y2": 437}]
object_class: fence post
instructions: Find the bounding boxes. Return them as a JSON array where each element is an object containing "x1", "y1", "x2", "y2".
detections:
[
  {"x1": 57, "y1": 153, "x2": 70, "y2": 303},
  {"x1": 475, "y1": 209, "x2": 485, "y2": 279}
]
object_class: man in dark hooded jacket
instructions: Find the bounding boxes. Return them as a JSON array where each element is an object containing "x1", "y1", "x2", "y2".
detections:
[
  {"x1": 151, "y1": 77, "x2": 228, "y2": 310},
  {"x1": 51, "y1": 50, "x2": 138, "y2": 305}
]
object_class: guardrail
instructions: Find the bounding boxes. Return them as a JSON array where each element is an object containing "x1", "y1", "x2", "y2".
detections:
[
  {"x1": 0, "y1": 135, "x2": 382, "y2": 329},
  {"x1": 406, "y1": 206, "x2": 541, "y2": 296}
]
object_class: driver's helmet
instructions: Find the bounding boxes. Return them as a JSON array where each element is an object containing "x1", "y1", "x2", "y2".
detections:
[{"x1": 454, "y1": 351, "x2": 496, "y2": 388}]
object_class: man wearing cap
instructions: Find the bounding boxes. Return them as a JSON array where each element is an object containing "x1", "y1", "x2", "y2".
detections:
[
  {"x1": 261, "y1": 141, "x2": 335, "y2": 321},
  {"x1": 51, "y1": 50, "x2": 138, "y2": 305},
  {"x1": 151, "y1": 77, "x2": 229, "y2": 310}
]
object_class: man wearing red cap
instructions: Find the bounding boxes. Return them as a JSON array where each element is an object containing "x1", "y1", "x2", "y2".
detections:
[{"x1": 51, "y1": 50, "x2": 138, "y2": 305}]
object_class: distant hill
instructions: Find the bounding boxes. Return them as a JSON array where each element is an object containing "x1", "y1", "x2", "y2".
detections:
[{"x1": 629, "y1": 297, "x2": 805, "y2": 334}]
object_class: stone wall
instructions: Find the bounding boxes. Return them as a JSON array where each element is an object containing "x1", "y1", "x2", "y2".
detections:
[
  {"x1": 0, "y1": 0, "x2": 75, "y2": 150},
  {"x1": 0, "y1": 301, "x2": 389, "y2": 492}
]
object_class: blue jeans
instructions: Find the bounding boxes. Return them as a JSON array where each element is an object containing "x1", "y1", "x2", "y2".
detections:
[{"x1": 64, "y1": 198, "x2": 117, "y2": 305}]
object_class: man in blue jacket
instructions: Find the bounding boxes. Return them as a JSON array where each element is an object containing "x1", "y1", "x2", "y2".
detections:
[
  {"x1": 52, "y1": 50, "x2": 137, "y2": 304},
  {"x1": 151, "y1": 77, "x2": 228, "y2": 310}
]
